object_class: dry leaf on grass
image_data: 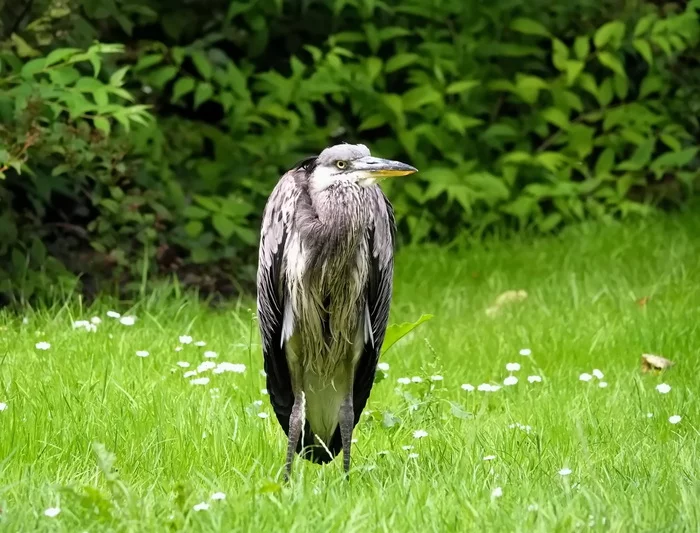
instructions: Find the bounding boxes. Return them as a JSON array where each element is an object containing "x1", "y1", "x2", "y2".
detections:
[
  {"x1": 485, "y1": 290, "x2": 528, "y2": 317},
  {"x1": 641, "y1": 353, "x2": 675, "y2": 373}
]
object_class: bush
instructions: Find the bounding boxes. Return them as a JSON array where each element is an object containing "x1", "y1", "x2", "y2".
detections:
[{"x1": 1, "y1": 0, "x2": 699, "y2": 302}]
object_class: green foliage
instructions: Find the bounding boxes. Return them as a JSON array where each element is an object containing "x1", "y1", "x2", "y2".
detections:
[{"x1": 1, "y1": 0, "x2": 699, "y2": 301}]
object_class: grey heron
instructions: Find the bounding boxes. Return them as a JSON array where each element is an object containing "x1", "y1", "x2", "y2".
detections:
[{"x1": 256, "y1": 143, "x2": 417, "y2": 478}]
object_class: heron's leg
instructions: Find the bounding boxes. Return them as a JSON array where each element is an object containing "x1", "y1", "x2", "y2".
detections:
[
  {"x1": 339, "y1": 390, "x2": 354, "y2": 474},
  {"x1": 284, "y1": 391, "x2": 306, "y2": 481}
]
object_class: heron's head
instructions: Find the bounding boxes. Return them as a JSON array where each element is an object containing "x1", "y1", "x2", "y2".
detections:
[{"x1": 300, "y1": 143, "x2": 417, "y2": 193}]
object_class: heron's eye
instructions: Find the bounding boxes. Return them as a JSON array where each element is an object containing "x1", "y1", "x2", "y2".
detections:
[{"x1": 336, "y1": 160, "x2": 347, "y2": 170}]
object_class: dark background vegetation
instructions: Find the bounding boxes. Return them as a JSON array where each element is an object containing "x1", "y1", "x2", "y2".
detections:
[{"x1": 0, "y1": 0, "x2": 698, "y2": 304}]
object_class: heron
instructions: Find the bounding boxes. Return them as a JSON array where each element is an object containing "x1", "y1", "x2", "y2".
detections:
[{"x1": 256, "y1": 143, "x2": 417, "y2": 478}]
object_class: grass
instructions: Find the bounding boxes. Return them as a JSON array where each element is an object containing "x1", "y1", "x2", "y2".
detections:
[{"x1": 1, "y1": 210, "x2": 700, "y2": 532}]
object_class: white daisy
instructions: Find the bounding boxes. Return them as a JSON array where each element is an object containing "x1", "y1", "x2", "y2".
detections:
[
  {"x1": 656, "y1": 383, "x2": 671, "y2": 394},
  {"x1": 193, "y1": 502, "x2": 209, "y2": 511},
  {"x1": 261, "y1": 388, "x2": 268, "y2": 395},
  {"x1": 135, "y1": 350, "x2": 149, "y2": 358},
  {"x1": 506, "y1": 362, "x2": 521, "y2": 372},
  {"x1": 519, "y1": 348, "x2": 532, "y2": 356},
  {"x1": 179, "y1": 335, "x2": 193, "y2": 344},
  {"x1": 491, "y1": 487, "x2": 503, "y2": 499},
  {"x1": 72, "y1": 320, "x2": 90, "y2": 329},
  {"x1": 90, "y1": 316, "x2": 102, "y2": 325},
  {"x1": 669, "y1": 415, "x2": 682, "y2": 424},
  {"x1": 503, "y1": 376, "x2": 518, "y2": 386},
  {"x1": 461, "y1": 383, "x2": 475, "y2": 392},
  {"x1": 35, "y1": 342, "x2": 51, "y2": 350},
  {"x1": 183, "y1": 370, "x2": 197, "y2": 378},
  {"x1": 377, "y1": 362, "x2": 390, "y2": 371},
  {"x1": 430, "y1": 375, "x2": 444, "y2": 382},
  {"x1": 213, "y1": 362, "x2": 246, "y2": 374},
  {"x1": 44, "y1": 507, "x2": 61, "y2": 517},
  {"x1": 175, "y1": 346, "x2": 183, "y2": 352},
  {"x1": 197, "y1": 361, "x2": 216, "y2": 373},
  {"x1": 558, "y1": 468, "x2": 572, "y2": 476},
  {"x1": 646, "y1": 412, "x2": 654, "y2": 418},
  {"x1": 413, "y1": 429, "x2": 428, "y2": 439},
  {"x1": 258, "y1": 412, "x2": 269, "y2": 419},
  {"x1": 411, "y1": 376, "x2": 423, "y2": 383},
  {"x1": 407, "y1": 453, "x2": 419, "y2": 459},
  {"x1": 176, "y1": 361, "x2": 190, "y2": 368},
  {"x1": 119, "y1": 316, "x2": 136, "y2": 326},
  {"x1": 194, "y1": 341, "x2": 206, "y2": 347},
  {"x1": 259, "y1": 369, "x2": 267, "y2": 377},
  {"x1": 592, "y1": 369, "x2": 604, "y2": 379},
  {"x1": 0, "y1": 402, "x2": 7, "y2": 411},
  {"x1": 211, "y1": 492, "x2": 226, "y2": 501},
  {"x1": 598, "y1": 381, "x2": 608, "y2": 388},
  {"x1": 397, "y1": 377, "x2": 411, "y2": 385},
  {"x1": 203, "y1": 351, "x2": 218, "y2": 359},
  {"x1": 579, "y1": 373, "x2": 593, "y2": 382},
  {"x1": 190, "y1": 377, "x2": 210, "y2": 386},
  {"x1": 483, "y1": 455, "x2": 496, "y2": 461},
  {"x1": 527, "y1": 375, "x2": 542, "y2": 383},
  {"x1": 106, "y1": 311, "x2": 121, "y2": 318}
]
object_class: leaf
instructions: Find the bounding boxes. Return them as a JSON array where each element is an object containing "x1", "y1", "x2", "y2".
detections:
[
  {"x1": 109, "y1": 66, "x2": 129, "y2": 87},
  {"x1": 191, "y1": 50, "x2": 212, "y2": 80},
  {"x1": 148, "y1": 66, "x2": 178, "y2": 89},
  {"x1": 212, "y1": 213, "x2": 235, "y2": 238},
  {"x1": 184, "y1": 220, "x2": 203, "y2": 237},
  {"x1": 171, "y1": 77, "x2": 196, "y2": 103},
  {"x1": 538, "y1": 212, "x2": 562, "y2": 232},
  {"x1": 552, "y1": 39, "x2": 569, "y2": 71},
  {"x1": 597, "y1": 78, "x2": 614, "y2": 107},
  {"x1": 598, "y1": 52, "x2": 625, "y2": 76},
  {"x1": 385, "y1": 53, "x2": 420, "y2": 73},
  {"x1": 402, "y1": 86, "x2": 442, "y2": 111},
  {"x1": 514, "y1": 75, "x2": 547, "y2": 104},
  {"x1": 10, "y1": 33, "x2": 40, "y2": 58},
  {"x1": 449, "y1": 402, "x2": 473, "y2": 420},
  {"x1": 594, "y1": 148, "x2": 615, "y2": 176},
  {"x1": 183, "y1": 205, "x2": 209, "y2": 219},
  {"x1": 358, "y1": 114, "x2": 387, "y2": 131},
  {"x1": 20, "y1": 58, "x2": 46, "y2": 79},
  {"x1": 49, "y1": 66, "x2": 80, "y2": 85},
  {"x1": 541, "y1": 107, "x2": 569, "y2": 129},
  {"x1": 134, "y1": 53, "x2": 164, "y2": 71},
  {"x1": 536, "y1": 151, "x2": 570, "y2": 171},
  {"x1": 510, "y1": 18, "x2": 550, "y2": 38},
  {"x1": 574, "y1": 36, "x2": 590, "y2": 59},
  {"x1": 93, "y1": 116, "x2": 110, "y2": 135},
  {"x1": 613, "y1": 73, "x2": 628, "y2": 100},
  {"x1": 45, "y1": 47, "x2": 81, "y2": 67},
  {"x1": 594, "y1": 20, "x2": 626, "y2": 49},
  {"x1": 194, "y1": 82, "x2": 214, "y2": 109},
  {"x1": 381, "y1": 314, "x2": 434, "y2": 355},
  {"x1": 634, "y1": 14, "x2": 656, "y2": 37},
  {"x1": 617, "y1": 138, "x2": 654, "y2": 171},
  {"x1": 633, "y1": 39, "x2": 653, "y2": 65},
  {"x1": 565, "y1": 60, "x2": 584, "y2": 86},
  {"x1": 650, "y1": 148, "x2": 697, "y2": 175},
  {"x1": 446, "y1": 80, "x2": 480, "y2": 94}
]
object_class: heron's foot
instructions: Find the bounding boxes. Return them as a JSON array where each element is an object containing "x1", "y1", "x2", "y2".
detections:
[
  {"x1": 284, "y1": 392, "x2": 306, "y2": 481},
  {"x1": 339, "y1": 393, "x2": 354, "y2": 475}
]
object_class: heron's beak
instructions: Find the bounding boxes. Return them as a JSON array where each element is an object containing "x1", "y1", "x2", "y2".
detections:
[{"x1": 353, "y1": 156, "x2": 418, "y2": 178}]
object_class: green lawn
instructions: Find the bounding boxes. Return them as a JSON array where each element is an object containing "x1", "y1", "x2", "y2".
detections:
[{"x1": 1, "y1": 211, "x2": 699, "y2": 532}]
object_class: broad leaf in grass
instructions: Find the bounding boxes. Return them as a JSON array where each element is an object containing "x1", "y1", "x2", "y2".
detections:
[{"x1": 381, "y1": 314, "x2": 433, "y2": 355}]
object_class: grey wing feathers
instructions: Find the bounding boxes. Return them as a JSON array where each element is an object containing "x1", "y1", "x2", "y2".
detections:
[
  {"x1": 351, "y1": 188, "x2": 395, "y2": 424},
  {"x1": 256, "y1": 172, "x2": 300, "y2": 435}
]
